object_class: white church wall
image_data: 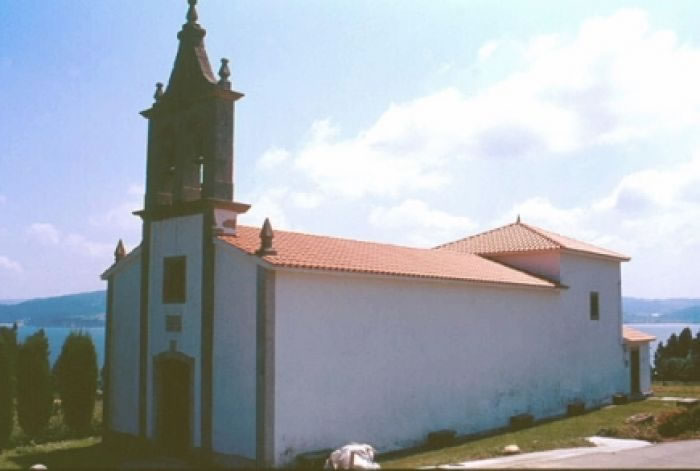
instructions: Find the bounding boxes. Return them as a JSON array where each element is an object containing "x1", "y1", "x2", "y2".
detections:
[
  {"x1": 271, "y1": 268, "x2": 623, "y2": 465},
  {"x1": 557, "y1": 252, "x2": 627, "y2": 402},
  {"x1": 211, "y1": 242, "x2": 258, "y2": 460},
  {"x1": 639, "y1": 343, "x2": 652, "y2": 394},
  {"x1": 108, "y1": 253, "x2": 141, "y2": 436},
  {"x1": 147, "y1": 214, "x2": 203, "y2": 446},
  {"x1": 490, "y1": 251, "x2": 561, "y2": 281}
]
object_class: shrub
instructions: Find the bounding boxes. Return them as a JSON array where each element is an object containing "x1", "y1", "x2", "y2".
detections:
[
  {"x1": 54, "y1": 331, "x2": 98, "y2": 434},
  {"x1": 0, "y1": 336, "x2": 13, "y2": 449},
  {"x1": 657, "y1": 407, "x2": 700, "y2": 437},
  {"x1": 16, "y1": 330, "x2": 53, "y2": 437}
]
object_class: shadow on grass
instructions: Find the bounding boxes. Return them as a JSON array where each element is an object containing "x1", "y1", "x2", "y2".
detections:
[
  {"x1": 2, "y1": 438, "x2": 161, "y2": 470},
  {"x1": 6, "y1": 443, "x2": 119, "y2": 469}
]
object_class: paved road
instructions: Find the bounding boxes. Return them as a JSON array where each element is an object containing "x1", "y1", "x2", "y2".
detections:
[
  {"x1": 528, "y1": 439, "x2": 700, "y2": 469},
  {"x1": 437, "y1": 438, "x2": 700, "y2": 469}
]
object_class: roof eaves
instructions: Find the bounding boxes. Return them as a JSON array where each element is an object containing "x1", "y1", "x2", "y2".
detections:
[{"x1": 560, "y1": 247, "x2": 630, "y2": 262}]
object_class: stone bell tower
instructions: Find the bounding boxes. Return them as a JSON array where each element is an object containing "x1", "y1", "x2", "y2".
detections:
[{"x1": 140, "y1": 0, "x2": 249, "y2": 225}]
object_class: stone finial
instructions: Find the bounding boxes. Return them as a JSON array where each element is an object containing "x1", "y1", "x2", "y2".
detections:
[
  {"x1": 154, "y1": 82, "x2": 164, "y2": 102},
  {"x1": 114, "y1": 239, "x2": 126, "y2": 263},
  {"x1": 256, "y1": 218, "x2": 277, "y2": 256},
  {"x1": 186, "y1": 0, "x2": 198, "y2": 24},
  {"x1": 516, "y1": 214, "x2": 521, "y2": 224},
  {"x1": 218, "y1": 58, "x2": 231, "y2": 88}
]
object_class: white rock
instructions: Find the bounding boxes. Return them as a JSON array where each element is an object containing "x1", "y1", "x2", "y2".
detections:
[
  {"x1": 30, "y1": 465, "x2": 48, "y2": 471},
  {"x1": 324, "y1": 443, "x2": 380, "y2": 469},
  {"x1": 503, "y1": 444, "x2": 521, "y2": 455}
]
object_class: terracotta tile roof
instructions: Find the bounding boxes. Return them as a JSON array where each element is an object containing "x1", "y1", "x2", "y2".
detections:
[
  {"x1": 435, "y1": 221, "x2": 630, "y2": 261},
  {"x1": 623, "y1": 326, "x2": 656, "y2": 343},
  {"x1": 219, "y1": 226, "x2": 558, "y2": 289}
]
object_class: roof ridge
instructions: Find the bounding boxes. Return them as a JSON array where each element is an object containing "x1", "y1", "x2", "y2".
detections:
[
  {"x1": 236, "y1": 224, "x2": 428, "y2": 252},
  {"x1": 518, "y1": 222, "x2": 565, "y2": 249},
  {"x1": 433, "y1": 221, "x2": 520, "y2": 250}
]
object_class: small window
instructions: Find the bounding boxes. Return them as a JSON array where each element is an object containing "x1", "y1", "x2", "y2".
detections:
[
  {"x1": 163, "y1": 256, "x2": 186, "y2": 303},
  {"x1": 590, "y1": 291, "x2": 599, "y2": 320}
]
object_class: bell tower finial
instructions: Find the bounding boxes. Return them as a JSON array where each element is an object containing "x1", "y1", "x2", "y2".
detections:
[{"x1": 186, "y1": 0, "x2": 198, "y2": 24}]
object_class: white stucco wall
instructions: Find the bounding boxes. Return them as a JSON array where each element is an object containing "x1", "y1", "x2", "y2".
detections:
[
  {"x1": 211, "y1": 242, "x2": 258, "y2": 459},
  {"x1": 147, "y1": 214, "x2": 203, "y2": 446},
  {"x1": 490, "y1": 251, "x2": 561, "y2": 282},
  {"x1": 639, "y1": 343, "x2": 652, "y2": 394},
  {"x1": 271, "y1": 260, "x2": 626, "y2": 465},
  {"x1": 108, "y1": 252, "x2": 141, "y2": 436},
  {"x1": 557, "y1": 252, "x2": 627, "y2": 399}
]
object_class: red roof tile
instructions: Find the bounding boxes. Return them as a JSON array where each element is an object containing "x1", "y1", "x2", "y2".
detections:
[
  {"x1": 220, "y1": 226, "x2": 558, "y2": 289},
  {"x1": 623, "y1": 326, "x2": 656, "y2": 343},
  {"x1": 436, "y1": 221, "x2": 630, "y2": 261}
]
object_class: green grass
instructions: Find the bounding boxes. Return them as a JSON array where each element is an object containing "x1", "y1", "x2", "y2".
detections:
[
  {"x1": 0, "y1": 437, "x2": 116, "y2": 469},
  {"x1": 381, "y1": 382, "x2": 700, "y2": 468}
]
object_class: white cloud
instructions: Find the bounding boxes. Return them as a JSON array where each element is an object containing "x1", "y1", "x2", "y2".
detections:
[
  {"x1": 0, "y1": 256, "x2": 22, "y2": 273},
  {"x1": 26, "y1": 222, "x2": 113, "y2": 258},
  {"x1": 27, "y1": 223, "x2": 61, "y2": 245},
  {"x1": 90, "y1": 184, "x2": 143, "y2": 232},
  {"x1": 291, "y1": 192, "x2": 322, "y2": 209},
  {"x1": 369, "y1": 199, "x2": 477, "y2": 247},
  {"x1": 64, "y1": 234, "x2": 113, "y2": 258},
  {"x1": 257, "y1": 147, "x2": 290, "y2": 170},
  {"x1": 477, "y1": 40, "x2": 500, "y2": 62},
  {"x1": 239, "y1": 187, "x2": 292, "y2": 230},
  {"x1": 267, "y1": 9, "x2": 700, "y2": 201}
]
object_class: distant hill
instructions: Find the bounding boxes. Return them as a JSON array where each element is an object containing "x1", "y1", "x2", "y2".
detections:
[
  {"x1": 623, "y1": 297, "x2": 700, "y2": 323},
  {"x1": 0, "y1": 290, "x2": 106, "y2": 327},
  {"x1": 0, "y1": 291, "x2": 697, "y2": 327}
]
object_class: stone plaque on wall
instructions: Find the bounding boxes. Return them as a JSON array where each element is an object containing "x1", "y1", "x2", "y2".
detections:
[{"x1": 165, "y1": 314, "x2": 182, "y2": 332}]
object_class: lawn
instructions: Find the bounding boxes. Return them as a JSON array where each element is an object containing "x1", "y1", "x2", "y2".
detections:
[
  {"x1": 0, "y1": 437, "x2": 114, "y2": 469},
  {"x1": 381, "y1": 383, "x2": 699, "y2": 468}
]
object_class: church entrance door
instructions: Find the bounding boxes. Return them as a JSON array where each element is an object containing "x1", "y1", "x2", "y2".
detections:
[
  {"x1": 630, "y1": 347, "x2": 641, "y2": 396},
  {"x1": 155, "y1": 354, "x2": 192, "y2": 455}
]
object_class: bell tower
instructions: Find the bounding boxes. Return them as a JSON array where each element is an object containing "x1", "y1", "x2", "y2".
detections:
[
  {"x1": 139, "y1": 0, "x2": 249, "y2": 224},
  {"x1": 132, "y1": 0, "x2": 249, "y2": 453}
]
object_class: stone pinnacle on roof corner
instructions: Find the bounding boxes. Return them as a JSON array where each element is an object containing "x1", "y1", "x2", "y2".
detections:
[
  {"x1": 114, "y1": 239, "x2": 126, "y2": 263},
  {"x1": 256, "y1": 218, "x2": 277, "y2": 256}
]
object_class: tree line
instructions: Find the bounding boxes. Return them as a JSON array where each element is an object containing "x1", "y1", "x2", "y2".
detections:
[
  {"x1": 654, "y1": 327, "x2": 700, "y2": 381},
  {"x1": 0, "y1": 326, "x2": 98, "y2": 449}
]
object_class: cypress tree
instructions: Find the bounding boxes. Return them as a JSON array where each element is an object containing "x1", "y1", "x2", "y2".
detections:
[
  {"x1": 0, "y1": 336, "x2": 13, "y2": 449},
  {"x1": 16, "y1": 330, "x2": 53, "y2": 437},
  {"x1": 678, "y1": 327, "x2": 694, "y2": 358},
  {"x1": 54, "y1": 331, "x2": 98, "y2": 434}
]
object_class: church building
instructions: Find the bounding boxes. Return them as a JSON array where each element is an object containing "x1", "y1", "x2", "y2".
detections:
[{"x1": 102, "y1": 1, "x2": 649, "y2": 466}]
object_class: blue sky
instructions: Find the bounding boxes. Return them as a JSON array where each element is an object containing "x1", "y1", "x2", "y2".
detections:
[{"x1": 2, "y1": 0, "x2": 700, "y2": 299}]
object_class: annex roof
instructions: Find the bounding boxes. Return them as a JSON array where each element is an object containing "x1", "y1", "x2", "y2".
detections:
[
  {"x1": 435, "y1": 220, "x2": 630, "y2": 261},
  {"x1": 219, "y1": 226, "x2": 558, "y2": 289},
  {"x1": 623, "y1": 326, "x2": 656, "y2": 343}
]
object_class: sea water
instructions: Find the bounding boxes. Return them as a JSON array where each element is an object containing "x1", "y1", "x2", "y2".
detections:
[{"x1": 16, "y1": 326, "x2": 105, "y2": 368}]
